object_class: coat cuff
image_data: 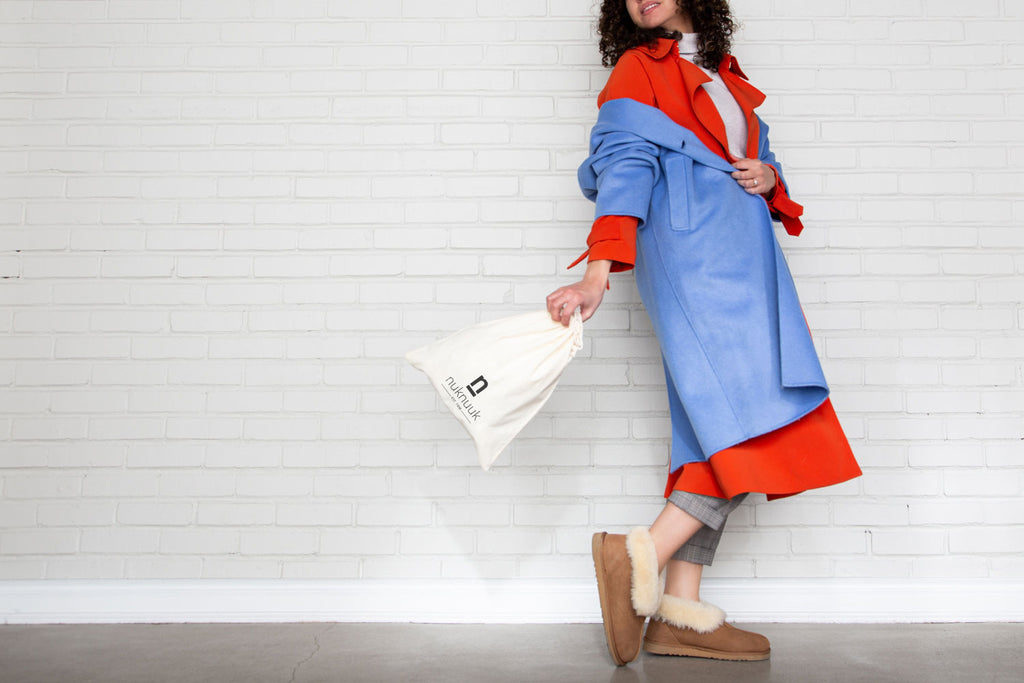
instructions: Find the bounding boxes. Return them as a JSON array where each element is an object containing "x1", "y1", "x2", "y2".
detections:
[
  {"x1": 568, "y1": 215, "x2": 638, "y2": 272},
  {"x1": 763, "y1": 165, "x2": 804, "y2": 236}
]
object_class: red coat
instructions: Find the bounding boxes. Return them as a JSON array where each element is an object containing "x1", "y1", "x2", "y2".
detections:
[
  {"x1": 572, "y1": 37, "x2": 803, "y2": 272},
  {"x1": 574, "y1": 38, "x2": 860, "y2": 499}
]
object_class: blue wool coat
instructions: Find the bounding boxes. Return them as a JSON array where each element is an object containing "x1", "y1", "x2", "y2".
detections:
[{"x1": 578, "y1": 98, "x2": 830, "y2": 472}]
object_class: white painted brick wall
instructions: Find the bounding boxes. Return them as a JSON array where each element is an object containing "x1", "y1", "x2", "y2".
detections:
[{"x1": 0, "y1": 0, "x2": 1021, "y2": 586}]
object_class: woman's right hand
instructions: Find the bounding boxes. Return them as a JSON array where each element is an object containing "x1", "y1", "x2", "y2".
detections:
[{"x1": 545, "y1": 259, "x2": 612, "y2": 326}]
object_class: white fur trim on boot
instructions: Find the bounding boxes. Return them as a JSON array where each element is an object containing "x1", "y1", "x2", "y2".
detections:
[
  {"x1": 655, "y1": 595, "x2": 726, "y2": 634},
  {"x1": 624, "y1": 527, "x2": 662, "y2": 617}
]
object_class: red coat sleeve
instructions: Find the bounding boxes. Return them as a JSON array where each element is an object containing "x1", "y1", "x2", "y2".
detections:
[
  {"x1": 763, "y1": 165, "x2": 804, "y2": 236},
  {"x1": 567, "y1": 214, "x2": 639, "y2": 272},
  {"x1": 570, "y1": 54, "x2": 655, "y2": 273}
]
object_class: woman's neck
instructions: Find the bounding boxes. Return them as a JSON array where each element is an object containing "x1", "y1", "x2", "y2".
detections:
[{"x1": 677, "y1": 32, "x2": 699, "y2": 56}]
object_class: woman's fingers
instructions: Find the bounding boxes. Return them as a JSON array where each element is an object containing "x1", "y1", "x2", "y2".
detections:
[
  {"x1": 560, "y1": 292, "x2": 583, "y2": 324},
  {"x1": 731, "y1": 159, "x2": 774, "y2": 195},
  {"x1": 546, "y1": 287, "x2": 581, "y2": 323},
  {"x1": 545, "y1": 289, "x2": 566, "y2": 321},
  {"x1": 546, "y1": 280, "x2": 604, "y2": 326}
]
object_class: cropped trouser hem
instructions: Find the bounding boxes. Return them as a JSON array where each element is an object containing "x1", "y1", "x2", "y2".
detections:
[{"x1": 666, "y1": 490, "x2": 748, "y2": 566}]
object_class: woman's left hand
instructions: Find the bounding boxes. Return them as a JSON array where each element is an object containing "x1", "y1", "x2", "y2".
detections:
[{"x1": 731, "y1": 159, "x2": 776, "y2": 196}]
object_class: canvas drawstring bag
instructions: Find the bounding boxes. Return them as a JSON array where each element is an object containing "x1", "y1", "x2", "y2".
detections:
[{"x1": 406, "y1": 309, "x2": 583, "y2": 470}]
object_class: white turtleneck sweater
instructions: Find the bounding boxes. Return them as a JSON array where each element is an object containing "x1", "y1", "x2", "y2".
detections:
[{"x1": 677, "y1": 33, "x2": 748, "y2": 159}]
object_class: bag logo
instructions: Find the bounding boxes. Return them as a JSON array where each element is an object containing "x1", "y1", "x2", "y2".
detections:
[
  {"x1": 442, "y1": 376, "x2": 484, "y2": 422},
  {"x1": 466, "y1": 375, "x2": 489, "y2": 397}
]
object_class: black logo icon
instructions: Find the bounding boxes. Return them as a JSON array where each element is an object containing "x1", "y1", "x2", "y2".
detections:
[{"x1": 466, "y1": 375, "x2": 489, "y2": 397}]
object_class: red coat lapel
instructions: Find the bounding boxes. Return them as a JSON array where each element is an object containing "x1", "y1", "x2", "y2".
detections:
[
  {"x1": 634, "y1": 40, "x2": 768, "y2": 161},
  {"x1": 719, "y1": 56, "x2": 767, "y2": 159}
]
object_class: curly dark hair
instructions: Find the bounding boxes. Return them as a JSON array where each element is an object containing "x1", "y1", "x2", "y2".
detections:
[{"x1": 597, "y1": 0, "x2": 736, "y2": 70}]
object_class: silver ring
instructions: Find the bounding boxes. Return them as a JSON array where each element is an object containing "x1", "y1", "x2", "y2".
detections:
[{"x1": 753, "y1": 179, "x2": 758, "y2": 187}]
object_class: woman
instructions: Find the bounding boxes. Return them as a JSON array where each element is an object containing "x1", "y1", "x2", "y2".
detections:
[{"x1": 545, "y1": 0, "x2": 862, "y2": 666}]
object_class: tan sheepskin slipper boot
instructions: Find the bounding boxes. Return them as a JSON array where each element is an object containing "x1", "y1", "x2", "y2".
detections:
[
  {"x1": 591, "y1": 528, "x2": 662, "y2": 666},
  {"x1": 624, "y1": 527, "x2": 662, "y2": 617},
  {"x1": 643, "y1": 595, "x2": 770, "y2": 661}
]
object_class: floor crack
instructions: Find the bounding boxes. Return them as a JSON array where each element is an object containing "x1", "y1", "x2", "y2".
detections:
[{"x1": 288, "y1": 624, "x2": 333, "y2": 683}]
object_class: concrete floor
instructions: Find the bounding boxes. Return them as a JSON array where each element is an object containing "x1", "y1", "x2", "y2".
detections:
[{"x1": 0, "y1": 623, "x2": 1021, "y2": 682}]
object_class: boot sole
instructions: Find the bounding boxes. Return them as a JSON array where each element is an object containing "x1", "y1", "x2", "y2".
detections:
[
  {"x1": 643, "y1": 638, "x2": 770, "y2": 662},
  {"x1": 592, "y1": 532, "x2": 629, "y2": 667}
]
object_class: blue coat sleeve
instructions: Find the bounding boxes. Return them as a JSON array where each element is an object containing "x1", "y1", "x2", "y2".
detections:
[{"x1": 578, "y1": 128, "x2": 662, "y2": 227}]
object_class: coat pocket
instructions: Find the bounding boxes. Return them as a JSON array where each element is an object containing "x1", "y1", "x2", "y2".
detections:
[{"x1": 663, "y1": 154, "x2": 696, "y2": 232}]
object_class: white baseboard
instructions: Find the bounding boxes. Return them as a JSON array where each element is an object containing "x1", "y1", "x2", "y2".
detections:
[{"x1": 1, "y1": 578, "x2": 1022, "y2": 625}]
